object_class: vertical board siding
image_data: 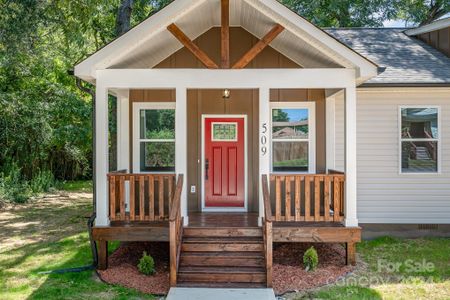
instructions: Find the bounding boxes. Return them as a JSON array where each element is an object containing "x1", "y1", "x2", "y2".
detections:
[{"x1": 335, "y1": 89, "x2": 450, "y2": 223}]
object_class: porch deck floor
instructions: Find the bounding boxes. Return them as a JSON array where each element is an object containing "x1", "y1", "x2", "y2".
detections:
[{"x1": 188, "y1": 212, "x2": 259, "y2": 228}]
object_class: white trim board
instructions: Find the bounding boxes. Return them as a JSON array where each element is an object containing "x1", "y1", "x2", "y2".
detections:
[
  {"x1": 96, "y1": 69, "x2": 357, "y2": 89},
  {"x1": 201, "y1": 114, "x2": 248, "y2": 212}
]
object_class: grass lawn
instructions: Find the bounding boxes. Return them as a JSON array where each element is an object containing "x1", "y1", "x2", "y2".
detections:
[
  {"x1": 299, "y1": 237, "x2": 450, "y2": 300},
  {"x1": 1, "y1": 181, "x2": 449, "y2": 299},
  {"x1": 0, "y1": 181, "x2": 153, "y2": 300}
]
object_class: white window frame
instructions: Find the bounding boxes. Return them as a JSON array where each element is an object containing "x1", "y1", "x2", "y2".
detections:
[
  {"x1": 132, "y1": 102, "x2": 176, "y2": 173},
  {"x1": 398, "y1": 105, "x2": 441, "y2": 175},
  {"x1": 270, "y1": 101, "x2": 316, "y2": 174}
]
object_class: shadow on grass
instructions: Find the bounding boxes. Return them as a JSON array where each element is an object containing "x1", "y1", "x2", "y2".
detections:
[{"x1": 25, "y1": 235, "x2": 152, "y2": 300}]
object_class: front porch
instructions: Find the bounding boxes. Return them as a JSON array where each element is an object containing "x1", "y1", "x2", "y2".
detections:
[{"x1": 92, "y1": 169, "x2": 361, "y2": 287}]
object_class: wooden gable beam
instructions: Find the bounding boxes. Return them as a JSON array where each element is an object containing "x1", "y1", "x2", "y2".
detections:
[
  {"x1": 232, "y1": 24, "x2": 285, "y2": 69},
  {"x1": 167, "y1": 23, "x2": 219, "y2": 69},
  {"x1": 221, "y1": 0, "x2": 230, "y2": 68}
]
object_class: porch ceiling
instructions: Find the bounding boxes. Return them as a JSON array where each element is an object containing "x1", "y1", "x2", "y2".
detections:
[{"x1": 75, "y1": 0, "x2": 378, "y2": 83}]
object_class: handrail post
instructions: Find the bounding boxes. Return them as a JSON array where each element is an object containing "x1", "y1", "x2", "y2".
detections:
[
  {"x1": 169, "y1": 174, "x2": 184, "y2": 287},
  {"x1": 261, "y1": 174, "x2": 273, "y2": 287}
]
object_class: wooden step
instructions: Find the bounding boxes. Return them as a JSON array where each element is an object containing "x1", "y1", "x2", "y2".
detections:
[
  {"x1": 177, "y1": 266, "x2": 266, "y2": 283},
  {"x1": 183, "y1": 236, "x2": 263, "y2": 243},
  {"x1": 183, "y1": 227, "x2": 262, "y2": 238},
  {"x1": 181, "y1": 242, "x2": 264, "y2": 252},
  {"x1": 180, "y1": 251, "x2": 264, "y2": 267}
]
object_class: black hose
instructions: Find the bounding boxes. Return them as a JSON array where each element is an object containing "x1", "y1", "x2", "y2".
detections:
[
  {"x1": 39, "y1": 73, "x2": 98, "y2": 275},
  {"x1": 38, "y1": 213, "x2": 98, "y2": 274}
]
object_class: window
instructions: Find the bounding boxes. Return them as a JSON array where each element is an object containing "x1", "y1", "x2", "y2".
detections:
[
  {"x1": 400, "y1": 107, "x2": 439, "y2": 173},
  {"x1": 134, "y1": 103, "x2": 175, "y2": 172},
  {"x1": 271, "y1": 102, "x2": 315, "y2": 173},
  {"x1": 212, "y1": 122, "x2": 238, "y2": 141}
]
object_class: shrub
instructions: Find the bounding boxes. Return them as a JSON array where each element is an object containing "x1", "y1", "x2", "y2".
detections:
[
  {"x1": 303, "y1": 246, "x2": 319, "y2": 272},
  {"x1": 29, "y1": 170, "x2": 57, "y2": 193},
  {"x1": 138, "y1": 251, "x2": 155, "y2": 275},
  {"x1": 0, "y1": 163, "x2": 30, "y2": 203}
]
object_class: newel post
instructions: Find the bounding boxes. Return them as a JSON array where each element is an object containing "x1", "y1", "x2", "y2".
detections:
[{"x1": 344, "y1": 86, "x2": 358, "y2": 227}]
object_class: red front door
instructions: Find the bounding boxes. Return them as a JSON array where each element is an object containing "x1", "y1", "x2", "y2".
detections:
[{"x1": 204, "y1": 117, "x2": 245, "y2": 208}]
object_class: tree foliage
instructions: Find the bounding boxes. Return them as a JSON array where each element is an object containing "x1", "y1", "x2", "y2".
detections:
[{"x1": 0, "y1": 0, "x2": 446, "y2": 203}]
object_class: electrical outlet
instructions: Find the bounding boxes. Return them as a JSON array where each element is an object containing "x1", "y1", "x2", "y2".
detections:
[{"x1": 190, "y1": 185, "x2": 196, "y2": 193}]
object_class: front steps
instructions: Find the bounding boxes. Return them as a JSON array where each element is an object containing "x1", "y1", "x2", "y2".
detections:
[{"x1": 177, "y1": 227, "x2": 267, "y2": 287}]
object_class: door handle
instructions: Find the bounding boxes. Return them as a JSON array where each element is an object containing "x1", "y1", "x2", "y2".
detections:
[{"x1": 205, "y1": 159, "x2": 209, "y2": 180}]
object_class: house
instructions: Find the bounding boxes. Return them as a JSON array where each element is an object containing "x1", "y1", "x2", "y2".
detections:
[{"x1": 74, "y1": 0, "x2": 450, "y2": 288}]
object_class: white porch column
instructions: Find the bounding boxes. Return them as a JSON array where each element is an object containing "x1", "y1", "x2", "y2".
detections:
[
  {"x1": 116, "y1": 89, "x2": 130, "y2": 171},
  {"x1": 326, "y1": 95, "x2": 336, "y2": 170},
  {"x1": 176, "y1": 87, "x2": 188, "y2": 226},
  {"x1": 95, "y1": 82, "x2": 110, "y2": 227},
  {"x1": 344, "y1": 86, "x2": 358, "y2": 227},
  {"x1": 259, "y1": 87, "x2": 270, "y2": 226},
  {"x1": 116, "y1": 89, "x2": 130, "y2": 211}
]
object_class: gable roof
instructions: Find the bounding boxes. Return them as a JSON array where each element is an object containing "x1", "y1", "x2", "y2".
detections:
[
  {"x1": 327, "y1": 28, "x2": 450, "y2": 86},
  {"x1": 74, "y1": 0, "x2": 378, "y2": 83},
  {"x1": 405, "y1": 17, "x2": 450, "y2": 36}
]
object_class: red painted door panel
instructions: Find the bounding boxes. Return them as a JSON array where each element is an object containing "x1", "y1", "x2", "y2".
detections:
[{"x1": 205, "y1": 117, "x2": 245, "y2": 207}]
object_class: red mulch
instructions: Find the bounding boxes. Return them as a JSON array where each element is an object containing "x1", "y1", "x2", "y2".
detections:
[
  {"x1": 98, "y1": 242, "x2": 354, "y2": 296},
  {"x1": 97, "y1": 242, "x2": 170, "y2": 295},
  {"x1": 273, "y1": 243, "x2": 354, "y2": 295}
]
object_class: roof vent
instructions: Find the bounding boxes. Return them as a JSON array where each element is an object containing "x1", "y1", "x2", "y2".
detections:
[{"x1": 418, "y1": 224, "x2": 439, "y2": 230}]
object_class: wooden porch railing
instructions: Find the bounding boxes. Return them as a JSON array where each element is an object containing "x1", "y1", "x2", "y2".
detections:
[
  {"x1": 169, "y1": 174, "x2": 184, "y2": 287},
  {"x1": 107, "y1": 173, "x2": 176, "y2": 221},
  {"x1": 266, "y1": 172, "x2": 345, "y2": 222},
  {"x1": 262, "y1": 175, "x2": 273, "y2": 288}
]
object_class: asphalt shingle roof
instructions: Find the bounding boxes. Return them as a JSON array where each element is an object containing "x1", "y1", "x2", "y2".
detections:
[{"x1": 325, "y1": 28, "x2": 450, "y2": 85}]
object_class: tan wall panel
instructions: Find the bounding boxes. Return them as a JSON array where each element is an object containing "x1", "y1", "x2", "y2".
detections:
[
  {"x1": 187, "y1": 89, "x2": 259, "y2": 212},
  {"x1": 418, "y1": 27, "x2": 450, "y2": 57},
  {"x1": 156, "y1": 27, "x2": 300, "y2": 68}
]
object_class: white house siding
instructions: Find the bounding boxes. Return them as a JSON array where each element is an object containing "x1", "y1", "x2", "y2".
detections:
[{"x1": 335, "y1": 88, "x2": 450, "y2": 224}]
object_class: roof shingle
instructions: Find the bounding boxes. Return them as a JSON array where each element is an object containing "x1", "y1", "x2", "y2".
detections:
[{"x1": 325, "y1": 28, "x2": 450, "y2": 85}]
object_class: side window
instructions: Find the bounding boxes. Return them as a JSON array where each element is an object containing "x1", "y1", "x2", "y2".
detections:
[
  {"x1": 271, "y1": 103, "x2": 315, "y2": 173},
  {"x1": 138, "y1": 107, "x2": 175, "y2": 172},
  {"x1": 400, "y1": 107, "x2": 439, "y2": 173}
]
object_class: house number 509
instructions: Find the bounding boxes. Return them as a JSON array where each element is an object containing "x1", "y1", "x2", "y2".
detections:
[{"x1": 261, "y1": 123, "x2": 268, "y2": 156}]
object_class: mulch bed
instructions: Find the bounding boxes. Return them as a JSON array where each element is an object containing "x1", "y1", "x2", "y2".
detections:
[
  {"x1": 98, "y1": 242, "x2": 354, "y2": 296},
  {"x1": 97, "y1": 242, "x2": 170, "y2": 295},
  {"x1": 273, "y1": 243, "x2": 354, "y2": 295}
]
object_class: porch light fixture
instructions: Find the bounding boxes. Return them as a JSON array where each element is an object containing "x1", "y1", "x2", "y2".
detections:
[{"x1": 222, "y1": 89, "x2": 231, "y2": 99}]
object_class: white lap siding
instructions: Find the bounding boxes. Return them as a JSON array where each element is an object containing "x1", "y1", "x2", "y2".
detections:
[{"x1": 335, "y1": 88, "x2": 450, "y2": 224}]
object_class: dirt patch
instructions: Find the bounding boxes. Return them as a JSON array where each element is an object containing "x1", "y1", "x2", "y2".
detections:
[
  {"x1": 98, "y1": 242, "x2": 170, "y2": 295},
  {"x1": 273, "y1": 243, "x2": 354, "y2": 295}
]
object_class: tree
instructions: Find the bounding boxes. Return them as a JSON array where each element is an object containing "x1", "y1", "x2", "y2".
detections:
[
  {"x1": 281, "y1": 0, "x2": 398, "y2": 27},
  {"x1": 396, "y1": 0, "x2": 449, "y2": 26}
]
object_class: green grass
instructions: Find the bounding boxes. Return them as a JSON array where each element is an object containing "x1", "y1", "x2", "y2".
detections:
[
  {"x1": 0, "y1": 186, "x2": 153, "y2": 300},
  {"x1": 60, "y1": 180, "x2": 93, "y2": 192},
  {"x1": 300, "y1": 237, "x2": 450, "y2": 300}
]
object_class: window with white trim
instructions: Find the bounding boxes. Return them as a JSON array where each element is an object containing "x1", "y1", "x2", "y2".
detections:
[
  {"x1": 135, "y1": 103, "x2": 175, "y2": 172},
  {"x1": 400, "y1": 107, "x2": 439, "y2": 173},
  {"x1": 271, "y1": 102, "x2": 315, "y2": 173}
]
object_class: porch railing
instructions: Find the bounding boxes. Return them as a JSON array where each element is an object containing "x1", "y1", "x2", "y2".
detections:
[
  {"x1": 169, "y1": 174, "x2": 184, "y2": 286},
  {"x1": 263, "y1": 171, "x2": 345, "y2": 223},
  {"x1": 107, "y1": 173, "x2": 176, "y2": 222}
]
